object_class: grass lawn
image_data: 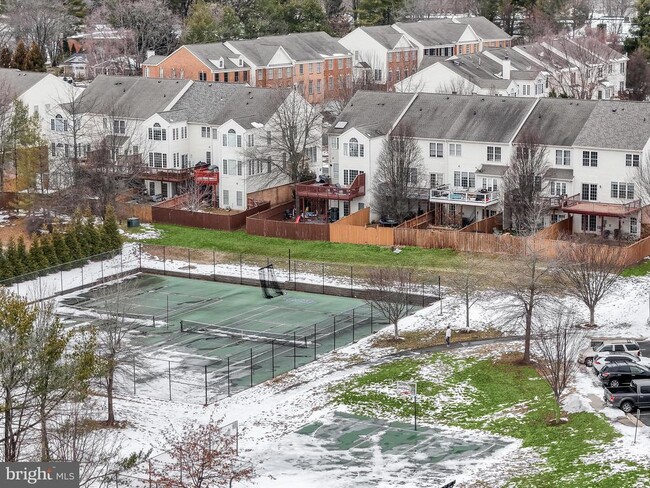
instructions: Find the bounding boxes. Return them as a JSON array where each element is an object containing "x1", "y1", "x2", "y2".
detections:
[
  {"x1": 622, "y1": 259, "x2": 650, "y2": 277},
  {"x1": 333, "y1": 352, "x2": 650, "y2": 487},
  {"x1": 135, "y1": 223, "x2": 461, "y2": 270}
]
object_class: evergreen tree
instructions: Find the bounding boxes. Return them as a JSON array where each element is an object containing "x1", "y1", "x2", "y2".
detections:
[
  {"x1": 64, "y1": 230, "x2": 83, "y2": 261},
  {"x1": 24, "y1": 43, "x2": 46, "y2": 72},
  {"x1": 182, "y1": 0, "x2": 219, "y2": 44},
  {"x1": 101, "y1": 205, "x2": 122, "y2": 252},
  {"x1": 28, "y1": 237, "x2": 49, "y2": 271},
  {"x1": 16, "y1": 236, "x2": 31, "y2": 274},
  {"x1": 52, "y1": 232, "x2": 71, "y2": 265},
  {"x1": 71, "y1": 209, "x2": 90, "y2": 257},
  {"x1": 0, "y1": 242, "x2": 9, "y2": 281},
  {"x1": 5, "y1": 237, "x2": 22, "y2": 277},
  {"x1": 83, "y1": 212, "x2": 102, "y2": 256},
  {"x1": 215, "y1": 6, "x2": 243, "y2": 40},
  {"x1": 40, "y1": 235, "x2": 59, "y2": 266},
  {"x1": 0, "y1": 47, "x2": 12, "y2": 68},
  {"x1": 64, "y1": 0, "x2": 87, "y2": 20},
  {"x1": 12, "y1": 41, "x2": 28, "y2": 70},
  {"x1": 356, "y1": 0, "x2": 405, "y2": 25},
  {"x1": 627, "y1": 0, "x2": 650, "y2": 57},
  {"x1": 283, "y1": 0, "x2": 329, "y2": 33}
]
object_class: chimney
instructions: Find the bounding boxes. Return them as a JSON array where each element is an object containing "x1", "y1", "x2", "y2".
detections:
[
  {"x1": 146, "y1": 49, "x2": 155, "y2": 59},
  {"x1": 502, "y1": 53, "x2": 511, "y2": 80}
]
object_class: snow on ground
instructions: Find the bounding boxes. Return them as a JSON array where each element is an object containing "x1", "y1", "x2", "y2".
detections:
[
  {"x1": 6, "y1": 240, "x2": 650, "y2": 486},
  {"x1": 119, "y1": 223, "x2": 161, "y2": 241}
]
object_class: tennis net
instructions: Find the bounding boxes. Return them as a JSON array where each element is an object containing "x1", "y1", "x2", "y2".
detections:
[{"x1": 180, "y1": 320, "x2": 310, "y2": 348}]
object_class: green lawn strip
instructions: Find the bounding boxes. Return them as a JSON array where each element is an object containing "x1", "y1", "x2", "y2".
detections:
[
  {"x1": 136, "y1": 223, "x2": 459, "y2": 269},
  {"x1": 333, "y1": 354, "x2": 650, "y2": 487},
  {"x1": 621, "y1": 259, "x2": 650, "y2": 277}
]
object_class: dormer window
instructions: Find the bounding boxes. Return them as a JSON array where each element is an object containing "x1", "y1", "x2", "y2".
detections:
[
  {"x1": 238, "y1": 58, "x2": 243, "y2": 67},
  {"x1": 219, "y1": 58, "x2": 224, "y2": 68}
]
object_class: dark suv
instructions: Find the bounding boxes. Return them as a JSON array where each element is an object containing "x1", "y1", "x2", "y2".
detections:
[{"x1": 599, "y1": 361, "x2": 650, "y2": 387}]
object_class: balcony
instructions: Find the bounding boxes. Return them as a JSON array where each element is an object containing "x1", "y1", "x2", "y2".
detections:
[
  {"x1": 296, "y1": 173, "x2": 365, "y2": 201},
  {"x1": 194, "y1": 168, "x2": 219, "y2": 185},
  {"x1": 138, "y1": 167, "x2": 193, "y2": 182},
  {"x1": 561, "y1": 194, "x2": 642, "y2": 217},
  {"x1": 430, "y1": 185, "x2": 499, "y2": 207}
]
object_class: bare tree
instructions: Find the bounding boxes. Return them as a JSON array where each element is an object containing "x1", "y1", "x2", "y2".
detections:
[
  {"x1": 498, "y1": 242, "x2": 554, "y2": 363},
  {"x1": 150, "y1": 419, "x2": 253, "y2": 488},
  {"x1": 364, "y1": 267, "x2": 414, "y2": 340},
  {"x1": 5, "y1": 0, "x2": 75, "y2": 63},
  {"x1": 448, "y1": 253, "x2": 492, "y2": 332},
  {"x1": 372, "y1": 123, "x2": 424, "y2": 223},
  {"x1": 533, "y1": 307, "x2": 585, "y2": 422},
  {"x1": 558, "y1": 240, "x2": 624, "y2": 327},
  {"x1": 48, "y1": 400, "x2": 124, "y2": 488},
  {"x1": 502, "y1": 128, "x2": 550, "y2": 234},
  {"x1": 180, "y1": 178, "x2": 211, "y2": 211},
  {"x1": 246, "y1": 89, "x2": 322, "y2": 212}
]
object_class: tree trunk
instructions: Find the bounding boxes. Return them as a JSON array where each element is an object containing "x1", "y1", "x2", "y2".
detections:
[
  {"x1": 465, "y1": 295, "x2": 470, "y2": 331},
  {"x1": 393, "y1": 321, "x2": 399, "y2": 339},
  {"x1": 589, "y1": 305, "x2": 596, "y2": 327},
  {"x1": 523, "y1": 310, "x2": 532, "y2": 363},
  {"x1": 107, "y1": 366, "x2": 115, "y2": 426},
  {"x1": 40, "y1": 397, "x2": 50, "y2": 461}
]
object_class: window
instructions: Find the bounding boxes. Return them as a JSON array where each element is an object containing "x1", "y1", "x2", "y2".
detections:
[
  {"x1": 299, "y1": 64, "x2": 304, "y2": 75},
  {"x1": 182, "y1": 127, "x2": 187, "y2": 138},
  {"x1": 102, "y1": 118, "x2": 107, "y2": 129},
  {"x1": 343, "y1": 201, "x2": 350, "y2": 216},
  {"x1": 522, "y1": 85, "x2": 531, "y2": 96},
  {"x1": 305, "y1": 146, "x2": 317, "y2": 162},
  {"x1": 172, "y1": 128, "x2": 178, "y2": 140},
  {"x1": 581, "y1": 183, "x2": 597, "y2": 201},
  {"x1": 113, "y1": 119, "x2": 126, "y2": 134},
  {"x1": 482, "y1": 178, "x2": 498, "y2": 191},
  {"x1": 620, "y1": 62, "x2": 625, "y2": 74},
  {"x1": 337, "y1": 58, "x2": 343, "y2": 69},
  {"x1": 308, "y1": 80, "x2": 313, "y2": 95},
  {"x1": 148, "y1": 123, "x2": 166, "y2": 141},
  {"x1": 550, "y1": 181, "x2": 567, "y2": 196},
  {"x1": 316, "y1": 79, "x2": 321, "y2": 93},
  {"x1": 173, "y1": 153, "x2": 179, "y2": 167},
  {"x1": 214, "y1": 73, "x2": 220, "y2": 82},
  {"x1": 286, "y1": 67, "x2": 291, "y2": 77},
  {"x1": 555, "y1": 149, "x2": 570, "y2": 166},
  {"x1": 449, "y1": 143, "x2": 462, "y2": 156},
  {"x1": 247, "y1": 134, "x2": 255, "y2": 147},
  {"x1": 317, "y1": 63, "x2": 322, "y2": 74},
  {"x1": 268, "y1": 68, "x2": 273, "y2": 80},
  {"x1": 148, "y1": 152, "x2": 168, "y2": 168},
  {"x1": 50, "y1": 143, "x2": 55, "y2": 156},
  {"x1": 308, "y1": 63, "x2": 314, "y2": 74},
  {"x1": 343, "y1": 137, "x2": 364, "y2": 157},
  {"x1": 430, "y1": 173, "x2": 444, "y2": 187},
  {"x1": 388, "y1": 71, "x2": 392, "y2": 82},
  {"x1": 581, "y1": 215, "x2": 597, "y2": 232},
  {"x1": 453, "y1": 171, "x2": 475, "y2": 189},
  {"x1": 582, "y1": 151, "x2": 598, "y2": 167},
  {"x1": 266, "y1": 131, "x2": 272, "y2": 145},
  {"x1": 212, "y1": 128, "x2": 218, "y2": 139},
  {"x1": 277, "y1": 68, "x2": 282, "y2": 79},
  {"x1": 631, "y1": 217, "x2": 638, "y2": 234},
  {"x1": 181, "y1": 154, "x2": 188, "y2": 167},
  {"x1": 611, "y1": 182, "x2": 634, "y2": 199},
  {"x1": 236, "y1": 191, "x2": 243, "y2": 207},
  {"x1": 487, "y1": 146, "x2": 501, "y2": 162},
  {"x1": 343, "y1": 169, "x2": 360, "y2": 185},
  {"x1": 51, "y1": 114, "x2": 67, "y2": 132},
  {"x1": 201, "y1": 126, "x2": 210, "y2": 138},
  {"x1": 161, "y1": 183, "x2": 168, "y2": 198},
  {"x1": 237, "y1": 161, "x2": 242, "y2": 176},
  {"x1": 206, "y1": 151, "x2": 211, "y2": 164},
  {"x1": 223, "y1": 129, "x2": 241, "y2": 147},
  {"x1": 408, "y1": 168, "x2": 418, "y2": 184},
  {"x1": 199, "y1": 72, "x2": 207, "y2": 81},
  {"x1": 358, "y1": 202, "x2": 365, "y2": 211},
  {"x1": 626, "y1": 154, "x2": 640, "y2": 167},
  {"x1": 222, "y1": 190, "x2": 229, "y2": 206},
  {"x1": 429, "y1": 142, "x2": 443, "y2": 158},
  {"x1": 535, "y1": 83, "x2": 544, "y2": 95},
  {"x1": 330, "y1": 137, "x2": 339, "y2": 150}
]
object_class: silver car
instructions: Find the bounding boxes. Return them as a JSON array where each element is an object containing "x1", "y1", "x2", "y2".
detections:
[
  {"x1": 578, "y1": 340, "x2": 641, "y2": 367},
  {"x1": 592, "y1": 352, "x2": 643, "y2": 373}
]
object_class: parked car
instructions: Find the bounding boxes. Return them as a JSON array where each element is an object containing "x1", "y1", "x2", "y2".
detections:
[
  {"x1": 579, "y1": 339, "x2": 641, "y2": 367},
  {"x1": 592, "y1": 352, "x2": 643, "y2": 373},
  {"x1": 598, "y1": 361, "x2": 650, "y2": 387},
  {"x1": 603, "y1": 379, "x2": 650, "y2": 413}
]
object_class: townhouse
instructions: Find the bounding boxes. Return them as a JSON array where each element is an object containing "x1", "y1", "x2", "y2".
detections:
[
  {"x1": 328, "y1": 91, "x2": 650, "y2": 238},
  {"x1": 60, "y1": 75, "x2": 320, "y2": 211},
  {"x1": 338, "y1": 26, "x2": 418, "y2": 89},
  {"x1": 0, "y1": 68, "x2": 81, "y2": 191}
]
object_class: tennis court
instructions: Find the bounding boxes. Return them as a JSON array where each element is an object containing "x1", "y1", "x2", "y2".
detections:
[{"x1": 57, "y1": 273, "x2": 393, "y2": 404}]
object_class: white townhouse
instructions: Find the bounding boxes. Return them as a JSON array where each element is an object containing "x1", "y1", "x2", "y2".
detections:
[
  {"x1": 329, "y1": 91, "x2": 650, "y2": 238},
  {"x1": 0, "y1": 68, "x2": 82, "y2": 190},
  {"x1": 395, "y1": 48, "x2": 548, "y2": 97},
  {"x1": 139, "y1": 83, "x2": 321, "y2": 210}
]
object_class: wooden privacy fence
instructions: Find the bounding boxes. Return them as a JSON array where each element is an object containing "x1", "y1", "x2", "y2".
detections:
[
  {"x1": 397, "y1": 210, "x2": 435, "y2": 229},
  {"x1": 152, "y1": 195, "x2": 269, "y2": 231},
  {"x1": 460, "y1": 213, "x2": 503, "y2": 233},
  {"x1": 533, "y1": 218, "x2": 572, "y2": 240},
  {"x1": 246, "y1": 202, "x2": 330, "y2": 241},
  {"x1": 115, "y1": 201, "x2": 153, "y2": 222},
  {"x1": 623, "y1": 235, "x2": 650, "y2": 265},
  {"x1": 330, "y1": 207, "x2": 394, "y2": 246}
]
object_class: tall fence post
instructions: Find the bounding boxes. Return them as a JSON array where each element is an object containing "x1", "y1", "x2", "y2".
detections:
[
  {"x1": 333, "y1": 316, "x2": 337, "y2": 350},
  {"x1": 313, "y1": 324, "x2": 317, "y2": 360},
  {"x1": 352, "y1": 308, "x2": 356, "y2": 343},
  {"x1": 227, "y1": 357, "x2": 231, "y2": 397},
  {"x1": 288, "y1": 248, "x2": 291, "y2": 283},
  {"x1": 168, "y1": 361, "x2": 172, "y2": 401},
  {"x1": 249, "y1": 348, "x2": 254, "y2": 387},
  {"x1": 422, "y1": 281, "x2": 425, "y2": 307},
  {"x1": 293, "y1": 332, "x2": 297, "y2": 369},
  {"x1": 370, "y1": 303, "x2": 374, "y2": 333},
  {"x1": 294, "y1": 261, "x2": 297, "y2": 291},
  {"x1": 271, "y1": 341, "x2": 275, "y2": 378},
  {"x1": 204, "y1": 365, "x2": 208, "y2": 406},
  {"x1": 322, "y1": 263, "x2": 325, "y2": 293},
  {"x1": 163, "y1": 246, "x2": 166, "y2": 275},
  {"x1": 240, "y1": 254, "x2": 243, "y2": 285},
  {"x1": 438, "y1": 275, "x2": 442, "y2": 315},
  {"x1": 213, "y1": 250, "x2": 216, "y2": 281},
  {"x1": 139, "y1": 242, "x2": 142, "y2": 270},
  {"x1": 133, "y1": 358, "x2": 136, "y2": 395},
  {"x1": 187, "y1": 248, "x2": 191, "y2": 279}
]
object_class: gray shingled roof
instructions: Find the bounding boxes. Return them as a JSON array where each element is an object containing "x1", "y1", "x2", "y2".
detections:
[
  {"x1": 163, "y1": 83, "x2": 284, "y2": 127},
  {"x1": 395, "y1": 20, "x2": 467, "y2": 47},
  {"x1": 477, "y1": 164, "x2": 508, "y2": 176},
  {"x1": 574, "y1": 101, "x2": 650, "y2": 150},
  {"x1": 78, "y1": 75, "x2": 190, "y2": 120},
  {"x1": 184, "y1": 43, "x2": 245, "y2": 71},
  {"x1": 516, "y1": 98, "x2": 597, "y2": 147},
  {"x1": 0, "y1": 68, "x2": 49, "y2": 97},
  {"x1": 142, "y1": 55, "x2": 166, "y2": 66},
  {"x1": 360, "y1": 26, "x2": 407, "y2": 50},
  {"x1": 440, "y1": 51, "x2": 542, "y2": 87},
  {"x1": 401, "y1": 93, "x2": 536, "y2": 143},
  {"x1": 545, "y1": 168, "x2": 574, "y2": 180},
  {"x1": 229, "y1": 32, "x2": 349, "y2": 65},
  {"x1": 329, "y1": 91, "x2": 414, "y2": 137},
  {"x1": 454, "y1": 17, "x2": 511, "y2": 40}
]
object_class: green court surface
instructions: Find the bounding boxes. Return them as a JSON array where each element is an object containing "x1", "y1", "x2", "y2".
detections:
[{"x1": 58, "y1": 274, "x2": 391, "y2": 403}]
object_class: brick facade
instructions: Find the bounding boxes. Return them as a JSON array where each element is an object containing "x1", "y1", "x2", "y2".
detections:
[{"x1": 386, "y1": 48, "x2": 418, "y2": 89}]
